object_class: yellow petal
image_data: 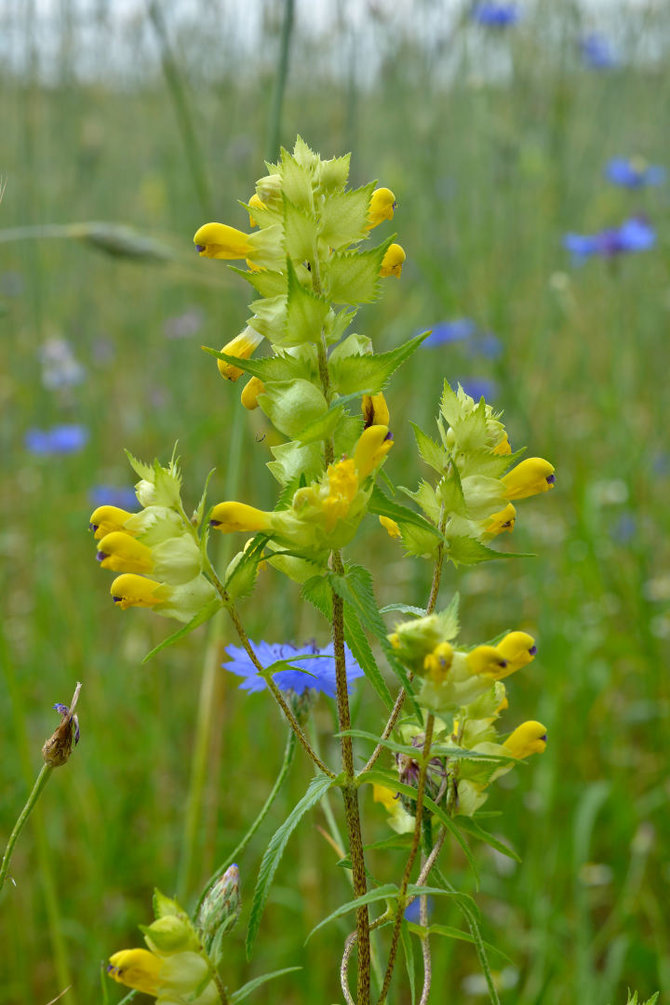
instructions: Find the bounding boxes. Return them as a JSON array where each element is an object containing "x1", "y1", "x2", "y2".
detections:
[
  {"x1": 193, "y1": 221, "x2": 254, "y2": 260},
  {"x1": 503, "y1": 721, "x2": 547, "y2": 758},
  {"x1": 247, "y1": 193, "x2": 266, "y2": 228},
  {"x1": 466, "y1": 645, "x2": 509, "y2": 678},
  {"x1": 380, "y1": 243, "x2": 406, "y2": 278},
  {"x1": 97, "y1": 532, "x2": 154, "y2": 574},
  {"x1": 486, "y1": 502, "x2": 516, "y2": 536},
  {"x1": 495, "y1": 631, "x2": 537, "y2": 676},
  {"x1": 502, "y1": 458, "x2": 555, "y2": 500},
  {"x1": 379, "y1": 515, "x2": 401, "y2": 540},
  {"x1": 107, "y1": 949, "x2": 163, "y2": 994},
  {"x1": 354, "y1": 424, "x2": 394, "y2": 479},
  {"x1": 209, "y1": 501, "x2": 271, "y2": 533},
  {"x1": 216, "y1": 326, "x2": 264, "y2": 381},
  {"x1": 493, "y1": 434, "x2": 511, "y2": 456},
  {"x1": 362, "y1": 391, "x2": 390, "y2": 428},
  {"x1": 110, "y1": 573, "x2": 164, "y2": 609},
  {"x1": 89, "y1": 505, "x2": 137, "y2": 540},
  {"x1": 367, "y1": 187, "x2": 397, "y2": 229},
  {"x1": 240, "y1": 375, "x2": 266, "y2": 410}
]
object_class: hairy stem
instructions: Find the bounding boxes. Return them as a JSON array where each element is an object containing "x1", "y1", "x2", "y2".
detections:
[
  {"x1": 332, "y1": 551, "x2": 371, "y2": 1005},
  {"x1": 377, "y1": 714, "x2": 435, "y2": 1004}
]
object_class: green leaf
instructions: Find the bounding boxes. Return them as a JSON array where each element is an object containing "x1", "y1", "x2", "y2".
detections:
[
  {"x1": 230, "y1": 264, "x2": 288, "y2": 299},
  {"x1": 124, "y1": 448, "x2": 154, "y2": 482},
  {"x1": 406, "y1": 923, "x2": 510, "y2": 961},
  {"x1": 141, "y1": 597, "x2": 222, "y2": 664},
  {"x1": 319, "y1": 182, "x2": 375, "y2": 248},
  {"x1": 329, "y1": 332, "x2": 428, "y2": 395},
  {"x1": 455, "y1": 817, "x2": 521, "y2": 862},
  {"x1": 342, "y1": 604, "x2": 393, "y2": 710},
  {"x1": 324, "y1": 306, "x2": 358, "y2": 345},
  {"x1": 398, "y1": 524, "x2": 441, "y2": 561},
  {"x1": 193, "y1": 468, "x2": 216, "y2": 528},
  {"x1": 295, "y1": 390, "x2": 367, "y2": 445},
  {"x1": 229, "y1": 967, "x2": 303, "y2": 1004},
  {"x1": 368, "y1": 485, "x2": 442, "y2": 538},
  {"x1": 341, "y1": 729, "x2": 508, "y2": 764},
  {"x1": 433, "y1": 866, "x2": 499, "y2": 1005},
  {"x1": 400, "y1": 480, "x2": 442, "y2": 524},
  {"x1": 267, "y1": 440, "x2": 323, "y2": 485},
  {"x1": 446, "y1": 536, "x2": 522, "y2": 566},
  {"x1": 278, "y1": 147, "x2": 314, "y2": 210},
  {"x1": 283, "y1": 258, "x2": 331, "y2": 347},
  {"x1": 284, "y1": 197, "x2": 319, "y2": 262},
  {"x1": 201, "y1": 347, "x2": 305, "y2": 383},
  {"x1": 306, "y1": 884, "x2": 400, "y2": 942},
  {"x1": 325, "y1": 236, "x2": 393, "y2": 305},
  {"x1": 379, "y1": 604, "x2": 427, "y2": 616},
  {"x1": 246, "y1": 775, "x2": 333, "y2": 959},
  {"x1": 436, "y1": 465, "x2": 467, "y2": 516},
  {"x1": 258, "y1": 379, "x2": 328, "y2": 438},
  {"x1": 411, "y1": 422, "x2": 447, "y2": 474}
]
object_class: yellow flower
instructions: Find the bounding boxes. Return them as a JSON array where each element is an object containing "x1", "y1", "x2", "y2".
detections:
[
  {"x1": 110, "y1": 573, "x2": 163, "y2": 609},
  {"x1": 108, "y1": 948, "x2": 162, "y2": 996},
  {"x1": 423, "y1": 642, "x2": 454, "y2": 683},
  {"x1": 380, "y1": 243, "x2": 406, "y2": 277},
  {"x1": 503, "y1": 721, "x2": 547, "y2": 758},
  {"x1": 89, "y1": 505, "x2": 137, "y2": 540},
  {"x1": 494, "y1": 631, "x2": 537, "y2": 676},
  {"x1": 96, "y1": 532, "x2": 154, "y2": 574},
  {"x1": 209, "y1": 501, "x2": 272, "y2": 534},
  {"x1": 367, "y1": 187, "x2": 397, "y2": 229},
  {"x1": 247, "y1": 193, "x2": 266, "y2": 227},
  {"x1": 502, "y1": 458, "x2": 555, "y2": 500},
  {"x1": 372, "y1": 784, "x2": 414, "y2": 834},
  {"x1": 193, "y1": 220, "x2": 281, "y2": 269},
  {"x1": 216, "y1": 326, "x2": 264, "y2": 381},
  {"x1": 322, "y1": 458, "x2": 358, "y2": 529},
  {"x1": 354, "y1": 424, "x2": 394, "y2": 479},
  {"x1": 485, "y1": 502, "x2": 516, "y2": 536},
  {"x1": 465, "y1": 645, "x2": 509, "y2": 677},
  {"x1": 362, "y1": 391, "x2": 390, "y2": 428},
  {"x1": 379, "y1": 515, "x2": 401, "y2": 539},
  {"x1": 240, "y1": 375, "x2": 266, "y2": 409}
]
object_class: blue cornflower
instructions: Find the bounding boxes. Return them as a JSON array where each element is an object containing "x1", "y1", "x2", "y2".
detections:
[
  {"x1": 423, "y1": 319, "x2": 477, "y2": 347},
  {"x1": 25, "y1": 424, "x2": 89, "y2": 455},
  {"x1": 605, "y1": 157, "x2": 665, "y2": 189},
  {"x1": 580, "y1": 33, "x2": 617, "y2": 70},
  {"x1": 458, "y1": 377, "x2": 499, "y2": 401},
  {"x1": 89, "y1": 485, "x2": 138, "y2": 510},
  {"x1": 224, "y1": 640, "x2": 364, "y2": 697},
  {"x1": 471, "y1": 3, "x2": 519, "y2": 27},
  {"x1": 404, "y1": 896, "x2": 434, "y2": 924},
  {"x1": 466, "y1": 332, "x2": 503, "y2": 359},
  {"x1": 563, "y1": 217, "x2": 656, "y2": 263}
]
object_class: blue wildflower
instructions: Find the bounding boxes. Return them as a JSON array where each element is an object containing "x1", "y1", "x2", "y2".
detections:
[
  {"x1": 563, "y1": 217, "x2": 656, "y2": 263},
  {"x1": 471, "y1": 3, "x2": 519, "y2": 27},
  {"x1": 423, "y1": 319, "x2": 476, "y2": 347},
  {"x1": 466, "y1": 332, "x2": 503, "y2": 359},
  {"x1": 224, "y1": 641, "x2": 364, "y2": 697},
  {"x1": 580, "y1": 33, "x2": 617, "y2": 69},
  {"x1": 25, "y1": 424, "x2": 89, "y2": 455},
  {"x1": 458, "y1": 377, "x2": 499, "y2": 401},
  {"x1": 89, "y1": 485, "x2": 138, "y2": 510},
  {"x1": 605, "y1": 157, "x2": 665, "y2": 189},
  {"x1": 404, "y1": 896, "x2": 434, "y2": 924}
]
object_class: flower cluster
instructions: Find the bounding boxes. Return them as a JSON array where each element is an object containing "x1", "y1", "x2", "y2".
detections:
[
  {"x1": 89, "y1": 452, "x2": 217, "y2": 623},
  {"x1": 224, "y1": 640, "x2": 364, "y2": 697},
  {"x1": 563, "y1": 216, "x2": 656, "y2": 264},
  {"x1": 107, "y1": 887, "x2": 238, "y2": 1003},
  {"x1": 388, "y1": 381, "x2": 554, "y2": 563}
]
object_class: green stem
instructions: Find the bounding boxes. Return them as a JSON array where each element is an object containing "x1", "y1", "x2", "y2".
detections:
[
  {"x1": 194, "y1": 728, "x2": 297, "y2": 916},
  {"x1": 0, "y1": 764, "x2": 52, "y2": 892},
  {"x1": 332, "y1": 552, "x2": 371, "y2": 1005},
  {"x1": 146, "y1": 0, "x2": 212, "y2": 217},
  {"x1": 377, "y1": 715, "x2": 435, "y2": 1005},
  {"x1": 265, "y1": 0, "x2": 296, "y2": 162}
]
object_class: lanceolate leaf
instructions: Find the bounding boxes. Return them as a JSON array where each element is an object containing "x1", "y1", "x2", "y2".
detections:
[
  {"x1": 229, "y1": 967, "x2": 303, "y2": 1004},
  {"x1": 305, "y1": 884, "x2": 400, "y2": 942},
  {"x1": 201, "y1": 346, "x2": 305, "y2": 383},
  {"x1": 368, "y1": 485, "x2": 442, "y2": 538},
  {"x1": 342, "y1": 604, "x2": 393, "y2": 710},
  {"x1": 246, "y1": 774, "x2": 334, "y2": 959},
  {"x1": 410, "y1": 422, "x2": 447, "y2": 474},
  {"x1": 329, "y1": 332, "x2": 429, "y2": 395},
  {"x1": 141, "y1": 597, "x2": 222, "y2": 664}
]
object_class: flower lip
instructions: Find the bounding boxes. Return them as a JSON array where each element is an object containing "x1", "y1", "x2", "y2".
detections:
[
  {"x1": 96, "y1": 550, "x2": 108, "y2": 562},
  {"x1": 546, "y1": 474, "x2": 556, "y2": 485},
  {"x1": 195, "y1": 244, "x2": 205, "y2": 252},
  {"x1": 529, "y1": 645, "x2": 537, "y2": 655}
]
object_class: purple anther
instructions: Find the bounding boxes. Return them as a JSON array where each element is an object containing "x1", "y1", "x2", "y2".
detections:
[
  {"x1": 209, "y1": 519, "x2": 221, "y2": 527},
  {"x1": 96, "y1": 550, "x2": 107, "y2": 562},
  {"x1": 89, "y1": 522, "x2": 98, "y2": 532},
  {"x1": 53, "y1": 702, "x2": 69, "y2": 715},
  {"x1": 529, "y1": 645, "x2": 537, "y2": 655},
  {"x1": 195, "y1": 244, "x2": 205, "y2": 253},
  {"x1": 540, "y1": 733, "x2": 547, "y2": 742},
  {"x1": 384, "y1": 431, "x2": 394, "y2": 442},
  {"x1": 546, "y1": 474, "x2": 556, "y2": 485},
  {"x1": 112, "y1": 596, "x2": 122, "y2": 603}
]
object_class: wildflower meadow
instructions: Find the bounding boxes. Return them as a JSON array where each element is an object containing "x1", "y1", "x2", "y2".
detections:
[{"x1": 1, "y1": 3, "x2": 668, "y2": 1004}]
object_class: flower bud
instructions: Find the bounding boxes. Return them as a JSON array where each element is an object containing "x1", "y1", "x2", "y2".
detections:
[
  {"x1": 367, "y1": 187, "x2": 397, "y2": 229},
  {"x1": 196, "y1": 864, "x2": 241, "y2": 951},
  {"x1": 241, "y1": 375, "x2": 265, "y2": 409},
  {"x1": 216, "y1": 326, "x2": 264, "y2": 381},
  {"x1": 210, "y1": 501, "x2": 272, "y2": 533},
  {"x1": 503, "y1": 721, "x2": 547, "y2": 758}
]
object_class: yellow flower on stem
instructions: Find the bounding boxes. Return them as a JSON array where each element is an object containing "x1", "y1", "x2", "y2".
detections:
[
  {"x1": 354, "y1": 424, "x2": 394, "y2": 479},
  {"x1": 379, "y1": 515, "x2": 401, "y2": 539},
  {"x1": 362, "y1": 391, "x2": 390, "y2": 428},
  {"x1": 493, "y1": 434, "x2": 512, "y2": 456},
  {"x1": 89, "y1": 505, "x2": 138, "y2": 540},
  {"x1": 485, "y1": 502, "x2": 516, "y2": 536},
  {"x1": 108, "y1": 948, "x2": 162, "y2": 996},
  {"x1": 502, "y1": 458, "x2": 555, "y2": 500},
  {"x1": 423, "y1": 642, "x2": 454, "y2": 683},
  {"x1": 193, "y1": 221, "x2": 281, "y2": 269},
  {"x1": 503, "y1": 720, "x2": 547, "y2": 758},
  {"x1": 247, "y1": 193, "x2": 266, "y2": 227},
  {"x1": 110, "y1": 573, "x2": 163, "y2": 609},
  {"x1": 240, "y1": 375, "x2": 266, "y2": 410},
  {"x1": 322, "y1": 458, "x2": 358, "y2": 530},
  {"x1": 216, "y1": 326, "x2": 264, "y2": 381},
  {"x1": 367, "y1": 187, "x2": 397, "y2": 229},
  {"x1": 494, "y1": 631, "x2": 537, "y2": 676},
  {"x1": 96, "y1": 532, "x2": 154, "y2": 574},
  {"x1": 380, "y1": 243, "x2": 406, "y2": 278},
  {"x1": 209, "y1": 501, "x2": 272, "y2": 534}
]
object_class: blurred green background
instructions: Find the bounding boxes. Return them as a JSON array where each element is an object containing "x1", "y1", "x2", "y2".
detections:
[{"x1": 1, "y1": 1, "x2": 669, "y2": 1002}]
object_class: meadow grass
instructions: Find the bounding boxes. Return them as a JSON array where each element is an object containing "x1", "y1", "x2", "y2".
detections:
[{"x1": 1, "y1": 3, "x2": 669, "y2": 1002}]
